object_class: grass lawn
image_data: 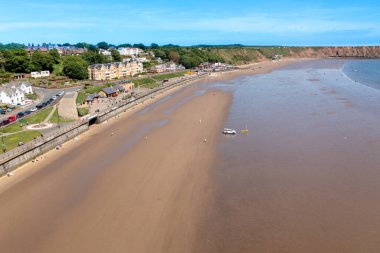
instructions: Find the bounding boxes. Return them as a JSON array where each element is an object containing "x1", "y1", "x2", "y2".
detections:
[
  {"x1": 27, "y1": 107, "x2": 54, "y2": 124},
  {"x1": 133, "y1": 78, "x2": 158, "y2": 89},
  {"x1": 77, "y1": 108, "x2": 89, "y2": 117},
  {"x1": 152, "y1": 71, "x2": 187, "y2": 81},
  {"x1": 0, "y1": 107, "x2": 54, "y2": 134},
  {"x1": 49, "y1": 108, "x2": 75, "y2": 124},
  {"x1": 0, "y1": 130, "x2": 42, "y2": 153},
  {"x1": 76, "y1": 91, "x2": 87, "y2": 105},
  {"x1": 0, "y1": 123, "x2": 22, "y2": 134},
  {"x1": 85, "y1": 84, "x2": 110, "y2": 94},
  {"x1": 25, "y1": 92, "x2": 38, "y2": 100}
]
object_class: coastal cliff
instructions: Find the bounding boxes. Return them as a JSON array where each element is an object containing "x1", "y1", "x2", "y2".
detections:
[{"x1": 208, "y1": 46, "x2": 380, "y2": 65}]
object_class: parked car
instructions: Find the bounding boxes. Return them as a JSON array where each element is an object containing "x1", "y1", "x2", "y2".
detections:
[
  {"x1": 30, "y1": 107, "x2": 37, "y2": 112},
  {"x1": 0, "y1": 109, "x2": 6, "y2": 115},
  {"x1": 16, "y1": 112, "x2": 25, "y2": 118},
  {"x1": 2, "y1": 119, "x2": 10, "y2": 126},
  {"x1": 24, "y1": 110, "x2": 32, "y2": 115},
  {"x1": 8, "y1": 115, "x2": 16, "y2": 122},
  {"x1": 223, "y1": 128, "x2": 237, "y2": 135}
]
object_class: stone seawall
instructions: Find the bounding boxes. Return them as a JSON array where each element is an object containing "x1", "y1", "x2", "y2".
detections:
[{"x1": 0, "y1": 123, "x2": 89, "y2": 176}]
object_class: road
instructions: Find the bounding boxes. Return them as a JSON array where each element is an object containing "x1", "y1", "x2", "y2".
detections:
[{"x1": 0, "y1": 86, "x2": 81, "y2": 121}]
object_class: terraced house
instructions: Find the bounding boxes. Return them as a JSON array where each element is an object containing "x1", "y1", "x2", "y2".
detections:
[{"x1": 88, "y1": 61, "x2": 144, "y2": 81}]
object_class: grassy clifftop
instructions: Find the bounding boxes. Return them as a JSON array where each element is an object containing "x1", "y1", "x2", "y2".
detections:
[{"x1": 209, "y1": 46, "x2": 380, "y2": 65}]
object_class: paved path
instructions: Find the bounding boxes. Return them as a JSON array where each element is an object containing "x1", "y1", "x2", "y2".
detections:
[
  {"x1": 58, "y1": 92, "x2": 79, "y2": 120},
  {"x1": 43, "y1": 105, "x2": 57, "y2": 123}
]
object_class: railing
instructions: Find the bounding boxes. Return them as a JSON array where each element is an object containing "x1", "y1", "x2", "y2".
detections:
[{"x1": 0, "y1": 120, "x2": 86, "y2": 162}]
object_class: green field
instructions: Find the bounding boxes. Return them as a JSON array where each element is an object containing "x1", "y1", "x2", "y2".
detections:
[
  {"x1": 27, "y1": 107, "x2": 54, "y2": 124},
  {"x1": 0, "y1": 130, "x2": 42, "y2": 153},
  {"x1": 25, "y1": 93, "x2": 38, "y2": 100},
  {"x1": 49, "y1": 108, "x2": 75, "y2": 124},
  {"x1": 77, "y1": 108, "x2": 89, "y2": 117},
  {"x1": 133, "y1": 78, "x2": 157, "y2": 89},
  {"x1": 152, "y1": 71, "x2": 187, "y2": 81},
  {"x1": 76, "y1": 91, "x2": 87, "y2": 105},
  {"x1": 0, "y1": 107, "x2": 54, "y2": 134}
]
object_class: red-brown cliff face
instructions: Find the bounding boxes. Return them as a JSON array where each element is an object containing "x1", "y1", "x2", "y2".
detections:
[{"x1": 291, "y1": 46, "x2": 380, "y2": 58}]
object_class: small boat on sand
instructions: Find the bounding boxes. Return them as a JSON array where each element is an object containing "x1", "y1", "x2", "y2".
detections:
[{"x1": 241, "y1": 124, "x2": 249, "y2": 133}]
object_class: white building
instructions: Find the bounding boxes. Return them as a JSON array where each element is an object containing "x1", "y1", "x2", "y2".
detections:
[
  {"x1": 100, "y1": 49, "x2": 112, "y2": 56},
  {"x1": 4, "y1": 82, "x2": 33, "y2": 94},
  {"x1": 118, "y1": 47, "x2": 144, "y2": 56},
  {"x1": 136, "y1": 57, "x2": 149, "y2": 63},
  {"x1": 151, "y1": 62, "x2": 185, "y2": 73},
  {"x1": 31, "y1": 70, "x2": 50, "y2": 78},
  {"x1": 0, "y1": 88, "x2": 25, "y2": 105},
  {"x1": 0, "y1": 82, "x2": 34, "y2": 105}
]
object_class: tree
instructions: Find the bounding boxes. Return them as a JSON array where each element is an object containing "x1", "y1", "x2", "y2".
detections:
[
  {"x1": 49, "y1": 49, "x2": 60, "y2": 64},
  {"x1": 76, "y1": 42, "x2": 95, "y2": 49},
  {"x1": 133, "y1": 43, "x2": 146, "y2": 50},
  {"x1": 180, "y1": 55, "x2": 202, "y2": 69},
  {"x1": 168, "y1": 51, "x2": 180, "y2": 63},
  {"x1": 110, "y1": 49, "x2": 121, "y2": 62},
  {"x1": 81, "y1": 50, "x2": 108, "y2": 64},
  {"x1": 31, "y1": 50, "x2": 54, "y2": 72},
  {"x1": 3, "y1": 49, "x2": 31, "y2": 73},
  {"x1": 119, "y1": 43, "x2": 132, "y2": 48},
  {"x1": 153, "y1": 49, "x2": 167, "y2": 60},
  {"x1": 0, "y1": 51, "x2": 5, "y2": 72},
  {"x1": 150, "y1": 43, "x2": 159, "y2": 49},
  {"x1": 62, "y1": 56, "x2": 88, "y2": 80},
  {"x1": 97, "y1": 42, "x2": 109, "y2": 50}
]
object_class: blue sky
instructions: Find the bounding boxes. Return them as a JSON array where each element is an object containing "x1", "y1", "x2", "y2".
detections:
[{"x1": 0, "y1": 0, "x2": 379, "y2": 46}]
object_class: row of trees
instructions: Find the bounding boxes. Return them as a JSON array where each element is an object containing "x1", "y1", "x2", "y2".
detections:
[
  {"x1": 152, "y1": 47, "x2": 224, "y2": 68},
  {"x1": 0, "y1": 42, "x2": 229, "y2": 80},
  {"x1": 0, "y1": 49, "x2": 60, "y2": 73},
  {"x1": 0, "y1": 47, "x2": 122, "y2": 80}
]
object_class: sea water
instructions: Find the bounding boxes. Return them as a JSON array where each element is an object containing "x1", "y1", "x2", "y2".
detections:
[{"x1": 342, "y1": 59, "x2": 380, "y2": 90}]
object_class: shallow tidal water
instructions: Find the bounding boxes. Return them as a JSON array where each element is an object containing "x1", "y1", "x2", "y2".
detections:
[{"x1": 196, "y1": 60, "x2": 380, "y2": 253}]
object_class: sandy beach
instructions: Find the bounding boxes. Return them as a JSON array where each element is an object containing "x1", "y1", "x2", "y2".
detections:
[
  {"x1": 0, "y1": 82, "x2": 231, "y2": 252},
  {"x1": 4, "y1": 58, "x2": 378, "y2": 253}
]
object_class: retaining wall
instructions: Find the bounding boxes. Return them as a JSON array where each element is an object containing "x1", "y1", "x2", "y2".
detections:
[{"x1": 0, "y1": 122, "x2": 88, "y2": 176}]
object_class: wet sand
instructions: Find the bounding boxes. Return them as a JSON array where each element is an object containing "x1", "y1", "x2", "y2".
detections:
[{"x1": 196, "y1": 60, "x2": 380, "y2": 253}]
